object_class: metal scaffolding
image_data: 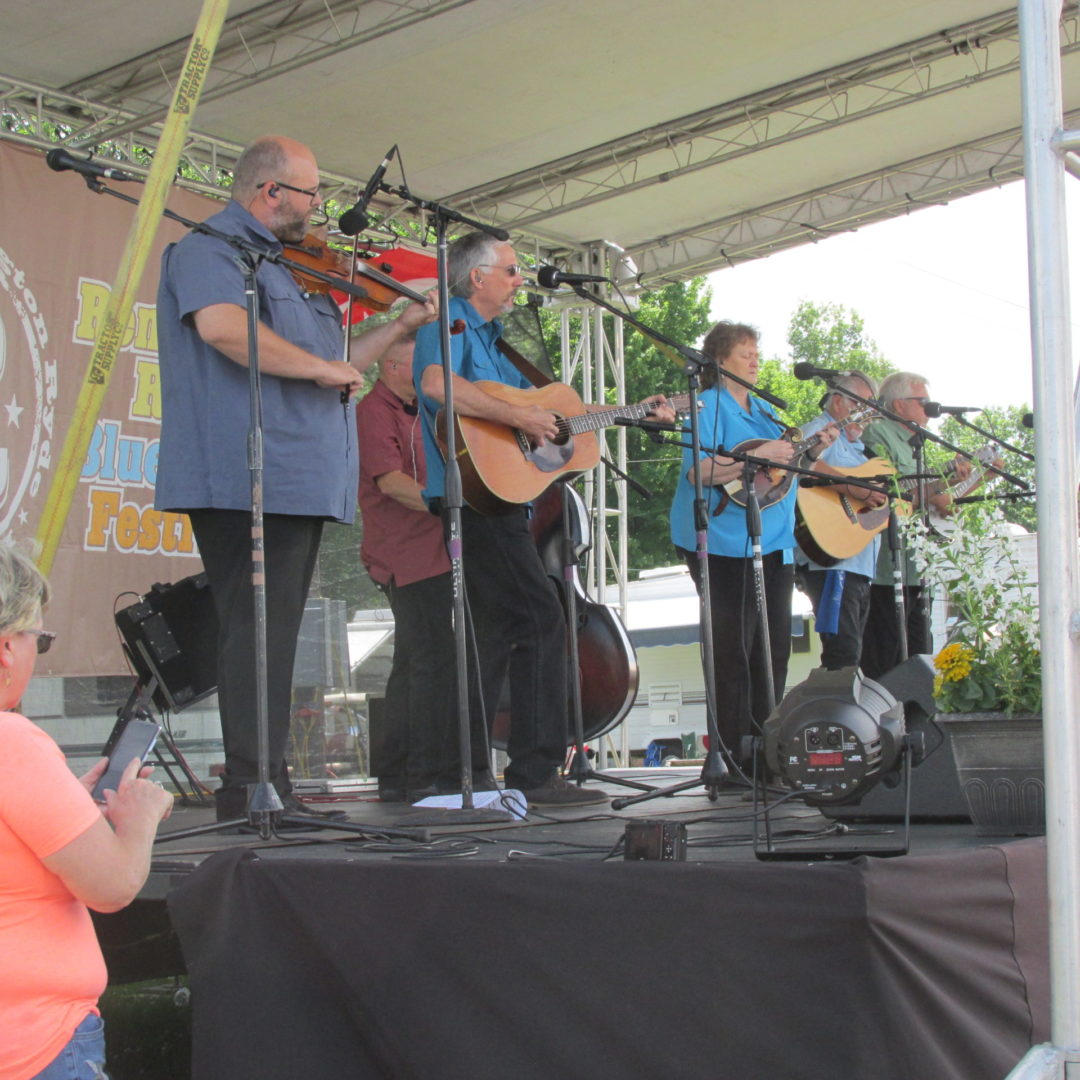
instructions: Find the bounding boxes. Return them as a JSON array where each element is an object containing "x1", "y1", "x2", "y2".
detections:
[{"x1": 1007, "y1": 0, "x2": 1080, "y2": 1076}]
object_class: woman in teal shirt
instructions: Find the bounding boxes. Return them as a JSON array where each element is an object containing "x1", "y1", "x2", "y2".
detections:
[{"x1": 670, "y1": 321, "x2": 834, "y2": 769}]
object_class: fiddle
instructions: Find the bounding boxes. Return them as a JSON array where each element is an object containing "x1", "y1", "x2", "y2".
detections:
[{"x1": 282, "y1": 233, "x2": 437, "y2": 314}]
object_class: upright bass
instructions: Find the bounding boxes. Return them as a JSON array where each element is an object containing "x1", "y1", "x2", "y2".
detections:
[{"x1": 490, "y1": 483, "x2": 639, "y2": 749}]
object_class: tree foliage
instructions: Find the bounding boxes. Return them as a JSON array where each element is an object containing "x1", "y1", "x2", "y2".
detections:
[{"x1": 757, "y1": 300, "x2": 895, "y2": 428}]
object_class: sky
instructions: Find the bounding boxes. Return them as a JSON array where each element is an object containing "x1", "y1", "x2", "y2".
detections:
[{"x1": 705, "y1": 179, "x2": 1080, "y2": 412}]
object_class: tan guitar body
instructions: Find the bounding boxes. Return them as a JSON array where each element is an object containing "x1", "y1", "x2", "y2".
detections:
[
  {"x1": 794, "y1": 457, "x2": 903, "y2": 566},
  {"x1": 437, "y1": 381, "x2": 601, "y2": 514}
]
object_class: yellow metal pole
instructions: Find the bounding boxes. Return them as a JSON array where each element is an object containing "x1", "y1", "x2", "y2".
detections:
[{"x1": 34, "y1": 0, "x2": 231, "y2": 575}]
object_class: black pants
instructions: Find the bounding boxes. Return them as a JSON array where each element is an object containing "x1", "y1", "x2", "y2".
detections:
[
  {"x1": 859, "y1": 583, "x2": 931, "y2": 681},
  {"x1": 381, "y1": 571, "x2": 458, "y2": 788},
  {"x1": 461, "y1": 507, "x2": 568, "y2": 791},
  {"x1": 189, "y1": 510, "x2": 323, "y2": 794},
  {"x1": 795, "y1": 566, "x2": 872, "y2": 671},
  {"x1": 682, "y1": 549, "x2": 793, "y2": 763}
]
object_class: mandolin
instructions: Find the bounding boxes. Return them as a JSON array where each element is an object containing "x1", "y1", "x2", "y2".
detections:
[{"x1": 717, "y1": 405, "x2": 878, "y2": 511}]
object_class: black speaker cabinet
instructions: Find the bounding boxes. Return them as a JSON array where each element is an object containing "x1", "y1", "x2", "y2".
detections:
[
  {"x1": 820, "y1": 725, "x2": 971, "y2": 823},
  {"x1": 115, "y1": 573, "x2": 219, "y2": 714}
]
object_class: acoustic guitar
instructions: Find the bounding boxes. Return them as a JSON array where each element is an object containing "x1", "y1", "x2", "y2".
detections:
[
  {"x1": 924, "y1": 447, "x2": 1001, "y2": 537},
  {"x1": 794, "y1": 457, "x2": 898, "y2": 566},
  {"x1": 436, "y1": 382, "x2": 692, "y2": 514},
  {"x1": 795, "y1": 445, "x2": 1001, "y2": 566}
]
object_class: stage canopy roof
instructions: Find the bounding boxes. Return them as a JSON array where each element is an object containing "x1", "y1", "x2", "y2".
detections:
[{"x1": 2, "y1": 0, "x2": 1079, "y2": 286}]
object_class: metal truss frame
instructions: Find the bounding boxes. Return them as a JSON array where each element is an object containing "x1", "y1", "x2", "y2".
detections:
[
  {"x1": 552, "y1": 248, "x2": 632, "y2": 615},
  {"x1": 1006, "y1": 1, "x2": 1080, "y2": 1074},
  {"x1": 450, "y1": 7, "x2": 1079, "y2": 228},
  {"x1": 628, "y1": 120, "x2": 1080, "y2": 285},
  {"x1": 51, "y1": 0, "x2": 481, "y2": 147}
]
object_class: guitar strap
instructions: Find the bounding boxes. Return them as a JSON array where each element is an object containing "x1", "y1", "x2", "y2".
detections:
[{"x1": 495, "y1": 337, "x2": 554, "y2": 389}]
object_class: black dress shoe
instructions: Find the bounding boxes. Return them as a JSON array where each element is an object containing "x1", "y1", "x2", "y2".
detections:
[{"x1": 214, "y1": 788, "x2": 249, "y2": 824}]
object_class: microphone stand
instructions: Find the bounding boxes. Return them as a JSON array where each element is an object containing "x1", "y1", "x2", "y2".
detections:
[
  {"x1": 73, "y1": 173, "x2": 429, "y2": 844},
  {"x1": 814, "y1": 376, "x2": 1030, "y2": 486},
  {"x1": 909, "y1": 427, "x2": 933, "y2": 647},
  {"x1": 938, "y1": 412, "x2": 1035, "y2": 463},
  {"x1": 953, "y1": 490, "x2": 1037, "y2": 507},
  {"x1": 565, "y1": 283, "x2": 788, "y2": 412},
  {"x1": 377, "y1": 178, "x2": 515, "y2": 817}
]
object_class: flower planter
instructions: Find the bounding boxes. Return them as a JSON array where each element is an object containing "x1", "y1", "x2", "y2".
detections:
[{"x1": 937, "y1": 713, "x2": 1044, "y2": 837}]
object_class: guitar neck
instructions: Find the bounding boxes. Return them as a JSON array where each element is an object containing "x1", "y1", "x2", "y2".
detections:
[
  {"x1": 897, "y1": 447, "x2": 994, "y2": 498},
  {"x1": 788, "y1": 406, "x2": 877, "y2": 458},
  {"x1": 556, "y1": 396, "x2": 689, "y2": 437}
]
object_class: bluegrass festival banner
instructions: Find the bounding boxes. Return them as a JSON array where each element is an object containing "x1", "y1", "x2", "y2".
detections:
[{"x1": 0, "y1": 140, "x2": 216, "y2": 676}]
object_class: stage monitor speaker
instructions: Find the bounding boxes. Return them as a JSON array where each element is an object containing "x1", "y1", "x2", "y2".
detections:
[
  {"x1": 819, "y1": 726, "x2": 970, "y2": 823},
  {"x1": 115, "y1": 573, "x2": 219, "y2": 714}
]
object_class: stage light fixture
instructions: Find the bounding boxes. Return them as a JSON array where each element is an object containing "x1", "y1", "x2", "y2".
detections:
[{"x1": 762, "y1": 657, "x2": 936, "y2": 807}]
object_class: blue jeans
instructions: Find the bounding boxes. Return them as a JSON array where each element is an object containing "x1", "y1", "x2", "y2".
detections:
[{"x1": 32, "y1": 1012, "x2": 109, "y2": 1080}]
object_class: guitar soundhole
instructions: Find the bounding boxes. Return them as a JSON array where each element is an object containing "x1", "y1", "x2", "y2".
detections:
[{"x1": 518, "y1": 414, "x2": 575, "y2": 473}]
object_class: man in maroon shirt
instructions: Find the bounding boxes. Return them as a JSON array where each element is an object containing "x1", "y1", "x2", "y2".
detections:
[{"x1": 357, "y1": 332, "x2": 476, "y2": 800}]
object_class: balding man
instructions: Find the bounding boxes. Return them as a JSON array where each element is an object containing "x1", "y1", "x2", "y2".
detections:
[{"x1": 155, "y1": 134, "x2": 435, "y2": 825}]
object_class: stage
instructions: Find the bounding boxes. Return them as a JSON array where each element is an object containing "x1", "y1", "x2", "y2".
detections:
[{"x1": 100, "y1": 769, "x2": 1049, "y2": 1080}]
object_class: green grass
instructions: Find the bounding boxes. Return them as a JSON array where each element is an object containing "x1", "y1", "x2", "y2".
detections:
[{"x1": 100, "y1": 978, "x2": 191, "y2": 1080}]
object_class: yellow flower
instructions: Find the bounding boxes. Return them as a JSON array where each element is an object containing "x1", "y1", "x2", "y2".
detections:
[{"x1": 935, "y1": 642, "x2": 974, "y2": 683}]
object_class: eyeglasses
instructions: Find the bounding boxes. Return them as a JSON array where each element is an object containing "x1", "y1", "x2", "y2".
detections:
[
  {"x1": 477, "y1": 263, "x2": 521, "y2": 277},
  {"x1": 258, "y1": 180, "x2": 322, "y2": 204},
  {"x1": 22, "y1": 629, "x2": 56, "y2": 655}
]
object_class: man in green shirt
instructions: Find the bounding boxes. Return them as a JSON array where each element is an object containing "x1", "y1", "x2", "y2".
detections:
[{"x1": 859, "y1": 371, "x2": 971, "y2": 679}]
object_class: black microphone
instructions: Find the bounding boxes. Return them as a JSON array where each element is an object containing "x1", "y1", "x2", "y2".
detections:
[
  {"x1": 339, "y1": 145, "x2": 397, "y2": 236},
  {"x1": 1022, "y1": 412, "x2": 1034, "y2": 429},
  {"x1": 923, "y1": 401, "x2": 981, "y2": 418},
  {"x1": 614, "y1": 417, "x2": 678, "y2": 433},
  {"x1": 792, "y1": 362, "x2": 848, "y2": 381},
  {"x1": 536, "y1": 265, "x2": 612, "y2": 288},
  {"x1": 45, "y1": 148, "x2": 137, "y2": 182}
]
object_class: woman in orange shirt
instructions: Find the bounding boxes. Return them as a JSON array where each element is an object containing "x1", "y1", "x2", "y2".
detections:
[{"x1": 0, "y1": 543, "x2": 173, "y2": 1080}]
